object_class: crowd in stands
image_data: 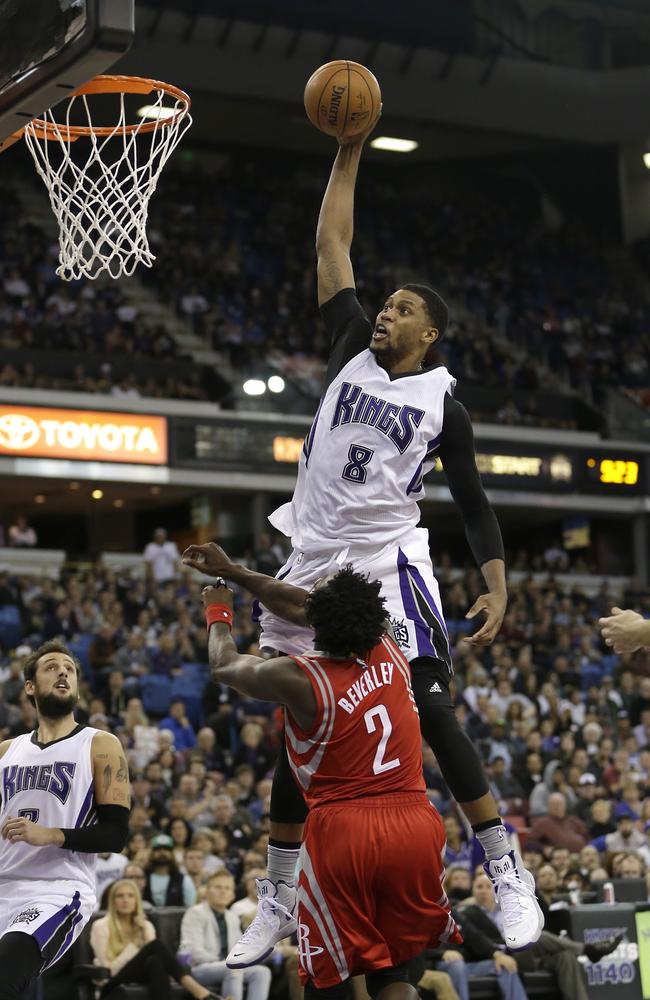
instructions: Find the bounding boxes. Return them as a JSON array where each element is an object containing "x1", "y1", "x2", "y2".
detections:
[
  {"x1": 2, "y1": 150, "x2": 650, "y2": 428},
  {"x1": 0, "y1": 191, "x2": 211, "y2": 402},
  {"x1": 143, "y1": 156, "x2": 650, "y2": 419},
  {"x1": 0, "y1": 532, "x2": 649, "y2": 998}
]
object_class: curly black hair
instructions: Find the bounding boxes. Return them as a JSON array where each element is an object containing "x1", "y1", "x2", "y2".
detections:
[{"x1": 304, "y1": 565, "x2": 387, "y2": 658}]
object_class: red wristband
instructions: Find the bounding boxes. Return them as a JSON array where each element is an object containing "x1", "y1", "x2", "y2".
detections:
[{"x1": 205, "y1": 604, "x2": 233, "y2": 631}]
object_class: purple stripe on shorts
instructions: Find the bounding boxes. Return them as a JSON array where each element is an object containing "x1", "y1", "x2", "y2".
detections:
[
  {"x1": 45, "y1": 910, "x2": 83, "y2": 971},
  {"x1": 74, "y1": 783, "x2": 95, "y2": 828},
  {"x1": 397, "y1": 548, "x2": 449, "y2": 659},
  {"x1": 397, "y1": 549, "x2": 434, "y2": 658},
  {"x1": 404, "y1": 556, "x2": 449, "y2": 641},
  {"x1": 33, "y1": 891, "x2": 81, "y2": 952}
]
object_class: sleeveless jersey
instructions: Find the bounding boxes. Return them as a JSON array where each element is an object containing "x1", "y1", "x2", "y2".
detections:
[
  {"x1": 0, "y1": 725, "x2": 99, "y2": 890},
  {"x1": 269, "y1": 350, "x2": 456, "y2": 553},
  {"x1": 285, "y1": 633, "x2": 426, "y2": 807}
]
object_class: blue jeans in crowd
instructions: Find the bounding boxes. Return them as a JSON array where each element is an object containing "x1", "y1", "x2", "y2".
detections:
[
  {"x1": 192, "y1": 960, "x2": 272, "y2": 1000},
  {"x1": 438, "y1": 958, "x2": 528, "y2": 1000}
]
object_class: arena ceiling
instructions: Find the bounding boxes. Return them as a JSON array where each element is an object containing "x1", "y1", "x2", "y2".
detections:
[{"x1": 114, "y1": 1, "x2": 650, "y2": 152}]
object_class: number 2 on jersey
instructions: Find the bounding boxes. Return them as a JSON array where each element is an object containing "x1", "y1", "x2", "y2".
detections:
[{"x1": 364, "y1": 704, "x2": 400, "y2": 774}]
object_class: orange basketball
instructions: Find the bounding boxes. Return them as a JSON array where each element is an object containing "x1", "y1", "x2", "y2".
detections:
[{"x1": 304, "y1": 61, "x2": 381, "y2": 142}]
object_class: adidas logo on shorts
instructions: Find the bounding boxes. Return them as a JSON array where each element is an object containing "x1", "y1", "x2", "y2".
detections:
[{"x1": 429, "y1": 682, "x2": 442, "y2": 693}]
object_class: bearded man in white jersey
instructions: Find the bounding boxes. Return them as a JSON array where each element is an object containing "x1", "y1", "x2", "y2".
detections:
[
  {"x1": 0, "y1": 639, "x2": 131, "y2": 999},
  {"x1": 184, "y1": 120, "x2": 542, "y2": 965}
]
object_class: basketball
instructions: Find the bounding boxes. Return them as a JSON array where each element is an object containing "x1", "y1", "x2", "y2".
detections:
[{"x1": 304, "y1": 61, "x2": 381, "y2": 142}]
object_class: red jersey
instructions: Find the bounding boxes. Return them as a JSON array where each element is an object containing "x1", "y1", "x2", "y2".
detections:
[{"x1": 285, "y1": 633, "x2": 425, "y2": 807}]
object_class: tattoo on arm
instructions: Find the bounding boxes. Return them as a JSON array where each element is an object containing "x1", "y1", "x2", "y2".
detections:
[
  {"x1": 116, "y1": 756, "x2": 128, "y2": 782},
  {"x1": 103, "y1": 764, "x2": 112, "y2": 793}
]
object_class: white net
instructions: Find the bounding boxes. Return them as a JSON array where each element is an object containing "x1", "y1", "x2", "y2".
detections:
[{"x1": 23, "y1": 79, "x2": 192, "y2": 281}]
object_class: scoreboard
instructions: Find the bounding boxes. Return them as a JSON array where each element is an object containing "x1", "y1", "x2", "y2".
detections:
[{"x1": 172, "y1": 415, "x2": 650, "y2": 498}]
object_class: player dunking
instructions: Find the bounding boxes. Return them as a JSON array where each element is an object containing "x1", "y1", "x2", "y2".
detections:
[
  {"x1": 184, "y1": 120, "x2": 542, "y2": 963},
  {"x1": 0, "y1": 640, "x2": 131, "y2": 1000},
  {"x1": 201, "y1": 570, "x2": 462, "y2": 1000}
]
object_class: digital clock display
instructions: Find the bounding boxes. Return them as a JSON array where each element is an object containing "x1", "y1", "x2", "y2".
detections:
[{"x1": 587, "y1": 457, "x2": 639, "y2": 486}]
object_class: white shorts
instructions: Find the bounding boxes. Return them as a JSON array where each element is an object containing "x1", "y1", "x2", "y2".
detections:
[
  {"x1": 257, "y1": 527, "x2": 451, "y2": 669},
  {"x1": 0, "y1": 878, "x2": 96, "y2": 972}
]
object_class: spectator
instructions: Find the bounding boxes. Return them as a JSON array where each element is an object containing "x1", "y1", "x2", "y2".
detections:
[
  {"x1": 131, "y1": 771, "x2": 166, "y2": 827},
  {"x1": 192, "y1": 829, "x2": 226, "y2": 876},
  {"x1": 159, "y1": 697, "x2": 197, "y2": 750},
  {"x1": 150, "y1": 632, "x2": 184, "y2": 677},
  {"x1": 573, "y1": 773, "x2": 598, "y2": 825},
  {"x1": 443, "y1": 814, "x2": 473, "y2": 871},
  {"x1": 454, "y1": 872, "x2": 618, "y2": 1000},
  {"x1": 230, "y1": 869, "x2": 267, "y2": 925},
  {"x1": 144, "y1": 527, "x2": 180, "y2": 584},
  {"x1": 102, "y1": 669, "x2": 130, "y2": 719},
  {"x1": 96, "y1": 850, "x2": 129, "y2": 908},
  {"x1": 90, "y1": 879, "x2": 217, "y2": 999},
  {"x1": 184, "y1": 847, "x2": 211, "y2": 892},
  {"x1": 534, "y1": 865, "x2": 563, "y2": 921},
  {"x1": 123, "y1": 863, "x2": 153, "y2": 910},
  {"x1": 144, "y1": 833, "x2": 197, "y2": 907},
  {"x1": 169, "y1": 816, "x2": 194, "y2": 866},
  {"x1": 597, "y1": 810, "x2": 648, "y2": 857},
  {"x1": 620, "y1": 853, "x2": 645, "y2": 878},
  {"x1": 443, "y1": 882, "x2": 528, "y2": 999},
  {"x1": 180, "y1": 869, "x2": 272, "y2": 1000},
  {"x1": 489, "y1": 755, "x2": 525, "y2": 802},
  {"x1": 89, "y1": 621, "x2": 119, "y2": 673},
  {"x1": 530, "y1": 793, "x2": 589, "y2": 852},
  {"x1": 444, "y1": 867, "x2": 473, "y2": 904},
  {"x1": 589, "y1": 798, "x2": 616, "y2": 838},
  {"x1": 233, "y1": 722, "x2": 272, "y2": 779},
  {"x1": 8, "y1": 514, "x2": 37, "y2": 547}
]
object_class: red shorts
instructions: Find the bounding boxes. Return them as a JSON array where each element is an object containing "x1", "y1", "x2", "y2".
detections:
[{"x1": 296, "y1": 792, "x2": 462, "y2": 987}]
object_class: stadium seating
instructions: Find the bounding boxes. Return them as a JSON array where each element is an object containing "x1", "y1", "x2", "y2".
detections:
[
  {"x1": 0, "y1": 604, "x2": 21, "y2": 650},
  {"x1": 139, "y1": 674, "x2": 173, "y2": 717}
]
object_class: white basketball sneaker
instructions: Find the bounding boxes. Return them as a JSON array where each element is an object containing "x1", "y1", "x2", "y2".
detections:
[
  {"x1": 226, "y1": 878, "x2": 297, "y2": 969},
  {"x1": 484, "y1": 850, "x2": 544, "y2": 950}
]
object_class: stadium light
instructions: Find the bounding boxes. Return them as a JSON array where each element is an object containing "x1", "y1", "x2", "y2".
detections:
[
  {"x1": 137, "y1": 104, "x2": 177, "y2": 121},
  {"x1": 91, "y1": 489, "x2": 103, "y2": 500},
  {"x1": 267, "y1": 375, "x2": 285, "y2": 393},
  {"x1": 644, "y1": 152, "x2": 650, "y2": 170},
  {"x1": 243, "y1": 379, "x2": 266, "y2": 396},
  {"x1": 370, "y1": 136, "x2": 419, "y2": 153}
]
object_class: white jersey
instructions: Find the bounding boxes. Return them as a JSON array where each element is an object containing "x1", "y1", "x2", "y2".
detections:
[
  {"x1": 0, "y1": 725, "x2": 99, "y2": 891},
  {"x1": 270, "y1": 350, "x2": 456, "y2": 553}
]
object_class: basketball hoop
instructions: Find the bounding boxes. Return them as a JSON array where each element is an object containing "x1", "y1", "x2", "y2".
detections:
[{"x1": 19, "y1": 75, "x2": 192, "y2": 281}]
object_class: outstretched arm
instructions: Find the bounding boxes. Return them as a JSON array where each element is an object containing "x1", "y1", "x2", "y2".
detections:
[
  {"x1": 316, "y1": 119, "x2": 379, "y2": 307},
  {"x1": 203, "y1": 584, "x2": 316, "y2": 729},
  {"x1": 182, "y1": 542, "x2": 309, "y2": 626}
]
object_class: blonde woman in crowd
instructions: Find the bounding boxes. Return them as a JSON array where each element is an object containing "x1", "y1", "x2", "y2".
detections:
[{"x1": 90, "y1": 879, "x2": 221, "y2": 1000}]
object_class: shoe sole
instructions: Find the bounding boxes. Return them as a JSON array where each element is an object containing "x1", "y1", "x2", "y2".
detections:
[{"x1": 226, "y1": 920, "x2": 298, "y2": 969}]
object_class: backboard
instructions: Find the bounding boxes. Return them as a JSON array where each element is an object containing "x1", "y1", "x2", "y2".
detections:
[{"x1": 0, "y1": 0, "x2": 134, "y2": 152}]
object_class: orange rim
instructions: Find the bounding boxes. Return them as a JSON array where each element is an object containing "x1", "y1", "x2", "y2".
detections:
[{"x1": 22, "y1": 74, "x2": 191, "y2": 143}]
